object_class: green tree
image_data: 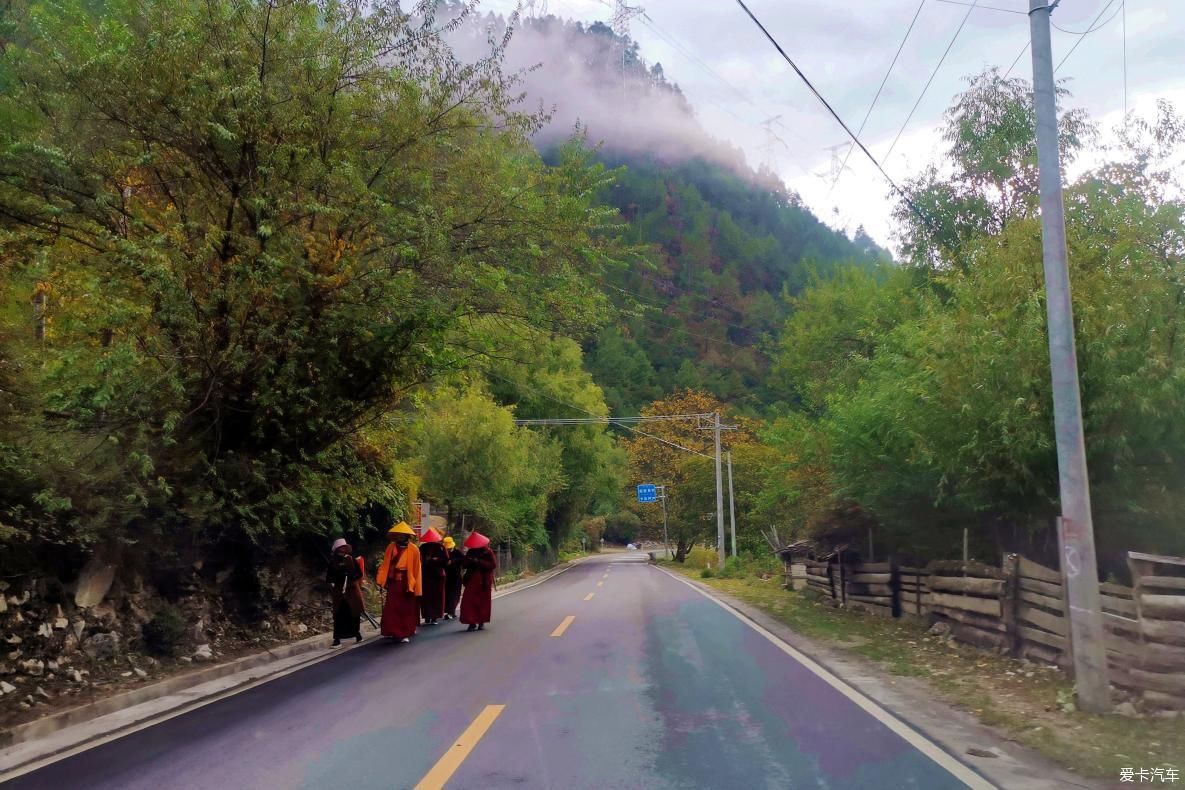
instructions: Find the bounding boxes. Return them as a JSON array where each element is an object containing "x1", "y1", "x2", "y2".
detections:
[
  {"x1": 0, "y1": 0, "x2": 622, "y2": 560},
  {"x1": 418, "y1": 389, "x2": 563, "y2": 550},
  {"x1": 622, "y1": 390, "x2": 754, "y2": 560},
  {"x1": 475, "y1": 321, "x2": 627, "y2": 547},
  {"x1": 894, "y1": 69, "x2": 1093, "y2": 268}
]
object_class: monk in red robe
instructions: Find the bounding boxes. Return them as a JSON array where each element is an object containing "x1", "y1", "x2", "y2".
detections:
[
  {"x1": 418, "y1": 528, "x2": 448, "y2": 626},
  {"x1": 376, "y1": 522, "x2": 421, "y2": 642},
  {"x1": 460, "y1": 531, "x2": 497, "y2": 632}
]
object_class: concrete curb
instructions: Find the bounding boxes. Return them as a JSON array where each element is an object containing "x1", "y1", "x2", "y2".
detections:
[
  {"x1": 0, "y1": 555, "x2": 588, "y2": 777},
  {"x1": 1, "y1": 630, "x2": 337, "y2": 750}
]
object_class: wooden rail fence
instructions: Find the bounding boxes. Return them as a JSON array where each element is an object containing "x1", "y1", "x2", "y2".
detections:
[{"x1": 782, "y1": 550, "x2": 1185, "y2": 710}]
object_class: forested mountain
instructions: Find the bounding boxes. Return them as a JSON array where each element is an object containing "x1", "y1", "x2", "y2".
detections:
[
  {"x1": 588, "y1": 152, "x2": 883, "y2": 412},
  {"x1": 473, "y1": 9, "x2": 888, "y2": 413}
]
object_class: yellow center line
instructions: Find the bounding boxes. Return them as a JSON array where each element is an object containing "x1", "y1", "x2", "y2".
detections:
[
  {"x1": 550, "y1": 615, "x2": 576, "y2": 637},
  {"x1": 414, "y1": 704, "x2": 505, "y2": 790},
  {"x1": 596, "y1": 580, "x2": 604, "y2": 587},
  {"x1": 584, "y1": 592, "x2": 595, "y2": 601}
]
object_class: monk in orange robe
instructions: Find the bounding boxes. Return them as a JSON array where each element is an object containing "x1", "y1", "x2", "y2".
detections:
[{"x1": 376, "y1": 522, "x2": 421, "y2": 642}]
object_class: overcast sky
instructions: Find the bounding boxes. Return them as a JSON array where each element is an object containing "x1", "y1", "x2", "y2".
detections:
[{"x1": 486, "y1": 0, "x2": 1184, "y2": 250}]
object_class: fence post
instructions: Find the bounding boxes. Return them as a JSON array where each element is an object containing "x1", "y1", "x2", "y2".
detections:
[
  {"x1": 889, "y1": 557, "x2": 901, "y2": 618},
  {"x1": 1002, "y1": 553, "x2": 1021, "y2": 657},
  {"x1": 838, "y1": 551, "x2": 849, "y2": 608}
]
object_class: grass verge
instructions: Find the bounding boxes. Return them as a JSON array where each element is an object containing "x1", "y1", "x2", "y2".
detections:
[{"x1": 664, "y1": 562, "x2": 1184, "y2": 780}]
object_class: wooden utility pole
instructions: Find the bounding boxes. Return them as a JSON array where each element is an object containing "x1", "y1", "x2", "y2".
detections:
[{"x1": 1029, "y1": 0, "x2": 1110, "y2": 712}]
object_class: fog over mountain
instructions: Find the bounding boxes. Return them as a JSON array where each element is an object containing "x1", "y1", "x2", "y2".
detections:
[{"x1": 447, "y1": 7, "x2": 768, "y2": 181}]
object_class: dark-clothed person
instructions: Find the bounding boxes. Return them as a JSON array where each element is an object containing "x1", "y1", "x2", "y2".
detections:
[
  {"x1": 443, "y1": 536, "x2": 463, "y2": 620},
  {"x1": 418, "y1": 528, "x2": 447, "y2": 625},
  {"x1": 327, "y1": 538, "x2": 364, "y2": 647},
  {"x1": 460, "y1": 532, "x2": 497, "y2": 632}
]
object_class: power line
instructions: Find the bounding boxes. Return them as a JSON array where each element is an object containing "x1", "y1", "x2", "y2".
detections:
[
  {"x1": 1004, "y1": 41, "x2": 1030, "y2": 79},
  {"x1": 731, "y1": 0, "x2": 939, "y2": 235},
  {"x1": 638, "y1": 14, "x2": 749, "y2": 105},
  {"x1": 830, "y1": 0, "x2": 927, "y2": 194},
  {"x1": 884, "y1": 0, "x2": 980, "y2": 164},
  {"x1": 634, "y1": 12, "x2": 815, "y2": 175},
  {"x1": 1055, "y1": 0, "x2": 1122, "y2": 72},
  {"x1": 483, "y1": 367, "x2": 717, "y2": 458},
  {"x1": 936, "y1": 0, "x2": 1025, "y2": 13},
  {"x1": 1052, "y1": 1, "x2": 1122, "y2": 35}
]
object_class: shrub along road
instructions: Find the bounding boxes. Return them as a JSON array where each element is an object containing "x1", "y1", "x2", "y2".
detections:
[{"x1": 3, "y1": 554, "x2": 987, "y2": 789}]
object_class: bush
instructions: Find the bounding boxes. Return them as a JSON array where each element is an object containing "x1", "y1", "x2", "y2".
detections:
[
  {"x1": 684, "y1": 546, "x2": 717, "y2": 569},
  {"x1": 142, "y1": 606, "x2": 188, "y2": 656},
  {"x1": 700, "y1": 567, "x2": 716, "y2": 578},
  {"x1": 719, "y1": 556, "x2": 745, "y2": 579}
]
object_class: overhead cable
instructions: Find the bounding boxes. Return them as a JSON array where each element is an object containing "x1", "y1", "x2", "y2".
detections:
[
  {"x1": 732, "y1": 0, "x2": 940, "y2": 234},
  {"x1": 1056, "y1": 0, "x2": 1122, "y2": 71},
  {"x1": 884, "y1": 0, "x2": 980, "y2": 164},
  {"x1": 830, "y1": 0, "x2": 927, "y2": 193}
]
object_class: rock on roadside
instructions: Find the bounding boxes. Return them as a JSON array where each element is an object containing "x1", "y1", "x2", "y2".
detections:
[{"x1": 82, "y1": 632, "x2": 121, "y2": 661}]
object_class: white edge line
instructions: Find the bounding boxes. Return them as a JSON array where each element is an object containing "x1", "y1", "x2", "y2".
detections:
[
  {"x1": 493, "y1": 556, "x2": 587, "y2": 599},
  {"x1": 653, "y1": 564, "x2": 996, "y2": 790},
  {"x1": 2, "y1": 557, "x2": 591, "y2": 782}
]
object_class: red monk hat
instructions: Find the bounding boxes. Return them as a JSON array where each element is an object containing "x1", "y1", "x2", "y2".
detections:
[
  {"x1": 463, "y1": 531, "x2": 490, "y2": 549},
  {"x1": 420, "y1": 528, "x2": 442, "y2": 544}
]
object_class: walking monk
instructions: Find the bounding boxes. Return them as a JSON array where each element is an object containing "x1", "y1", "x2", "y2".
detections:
[
  {"x1": 418, "y1": 528, "x2": 447, "y2": 626},
  {"x1": 376, "y1": 522, "x2": 421, "y2": 643},
  {"x1": 460, "y1": 532, "x2": 497, "y2": 632},
  {"x1": 443, "y1": 536, "x2": 463, "y2": 621},
  {"x1": 327, "y1": 538, "x2": 364, "y2": 648}
]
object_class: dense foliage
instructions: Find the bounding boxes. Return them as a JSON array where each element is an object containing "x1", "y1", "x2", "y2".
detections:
[
  {"x1": 764, "y1": 76, "x2": 1185, "y2": 570},
  {"x1": 2, "y1": 1, "x2": 1179, "y2": 586},
  {"x1": 0, "y1": 0, "x2": 625, "y2": 568}
]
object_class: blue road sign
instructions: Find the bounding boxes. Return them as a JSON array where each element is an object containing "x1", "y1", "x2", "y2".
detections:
[{"x1": 637, "y1": 484, "x2": 657, "y2": 503}]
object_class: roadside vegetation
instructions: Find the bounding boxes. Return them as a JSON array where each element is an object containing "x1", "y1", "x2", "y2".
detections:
[{"x1": 665, "y1": 557, "x2": 1184, "y2": 779}]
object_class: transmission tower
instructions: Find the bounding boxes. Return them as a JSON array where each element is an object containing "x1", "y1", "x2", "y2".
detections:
[
  {"x1": 524, "y1": 0, "x2": 548, "y2": 17},
  {"x1": 759, "y1": 115, "x2": 790, "y2": 170},
  {"x1": 817, "y1": 142, "x2": 852, "y2": 183},
  {"x1": 611, "y1": 0, "x2": 645, "y2": 91}
]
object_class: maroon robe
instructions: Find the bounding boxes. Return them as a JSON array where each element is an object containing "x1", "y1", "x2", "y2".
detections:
[
  {"x1": 459, "y1": 547, "x2": 497, "y2": 626},
  {"x1": 419, "y1": 542, "x2": 448, "y2": 621},
  {"x1": 380, "y1": 546, "x2": 419, "y2": 639},
  {"x1": 444, "y1": 548, "x2": 463, "y2": 617}
]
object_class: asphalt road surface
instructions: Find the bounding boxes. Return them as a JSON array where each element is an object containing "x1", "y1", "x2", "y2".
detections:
[{"x1": 4, "y1": 554, "x2": 988, "y2": 789}]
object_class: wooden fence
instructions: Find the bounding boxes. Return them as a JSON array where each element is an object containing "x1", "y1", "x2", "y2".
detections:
[{"x1": 784, "y1": 550, "x2": 1185, "y2": 710}]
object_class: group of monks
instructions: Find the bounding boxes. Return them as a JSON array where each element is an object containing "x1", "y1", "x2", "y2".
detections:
[{"x1": 325, "y1": 523, "x2": 498, "y2": 647}]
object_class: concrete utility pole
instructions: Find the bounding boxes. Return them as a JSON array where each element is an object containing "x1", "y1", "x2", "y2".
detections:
[
  {"x1": 713, "y1": 412, "x2": 725, "y2": 568},
  {"x1": 1028, "y1": 0, "x2": 1111, "y2": 713},
  {"x1": 658, "y1": 485, "x2": 671, "y2": 561},
  {"x1": 727, "y1": 452, "x2": 737, "y2": 558}
]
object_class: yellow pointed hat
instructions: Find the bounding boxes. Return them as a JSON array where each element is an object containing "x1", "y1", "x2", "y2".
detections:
[{"x1": 388, "y1": 521, "x2": 415, "y2": 536}]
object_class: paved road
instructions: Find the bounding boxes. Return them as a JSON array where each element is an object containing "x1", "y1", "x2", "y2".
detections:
[{"x1": 4, "y1": 555, "x2": 986, "y2": 789}]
